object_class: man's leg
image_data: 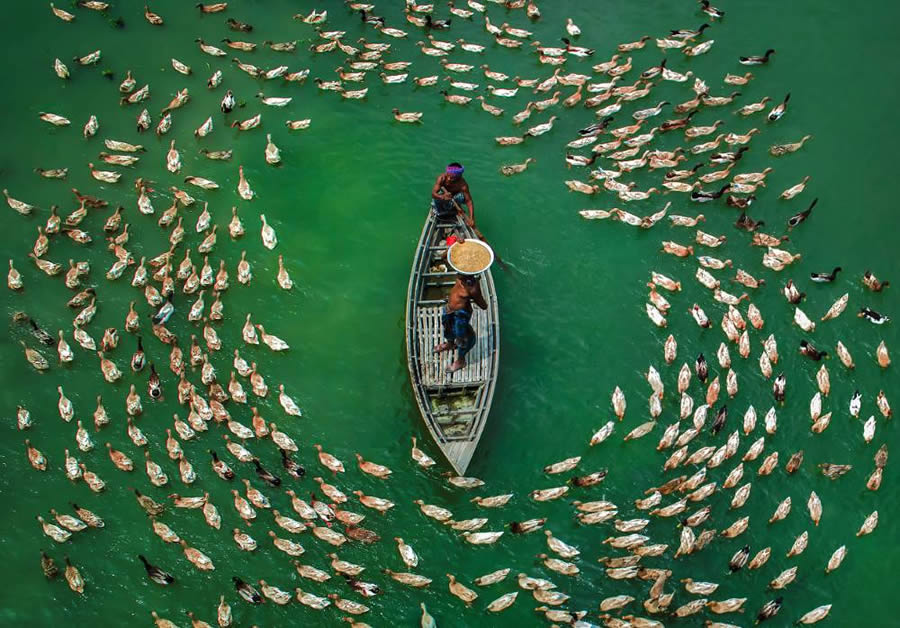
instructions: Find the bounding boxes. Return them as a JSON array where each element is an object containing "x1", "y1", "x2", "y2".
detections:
[
  {"x1": 435, "y1": 309, "x2": 454, "y2": 353},
  {"x1": 432, "y1": 197, "x2": 454, "y2": 219},
  {"x1": 449, "y1": 329, "x2": 475, "y2": 373}
]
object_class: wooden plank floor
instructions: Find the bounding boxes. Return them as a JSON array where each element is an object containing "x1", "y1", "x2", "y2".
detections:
[{"x1": 416, "y1": 306, "x2": 490, "y2": 387}]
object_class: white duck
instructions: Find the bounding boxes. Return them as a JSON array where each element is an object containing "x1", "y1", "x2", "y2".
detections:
[
  {"x1": 260, "y1": 214, "x2": 278, "y2": 249},
  {"x1": 165, "y1": 140, "x2": 181, "y2": 173},
  {"x1": 237, "y1": 166, "x2": 254, "y2": 200}
]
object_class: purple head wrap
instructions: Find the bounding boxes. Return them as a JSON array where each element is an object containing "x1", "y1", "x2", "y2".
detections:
[{"x1": 446, "y1": 165, "x2": 464, "y2": 175}]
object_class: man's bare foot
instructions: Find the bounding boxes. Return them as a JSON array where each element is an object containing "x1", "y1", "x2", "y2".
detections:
[
  {"x1": 448, "y1": 359, "x2": 466, "y2": 373},
  {"x1": 434, "y1": 342, "x2": 452, "y2": 353}
]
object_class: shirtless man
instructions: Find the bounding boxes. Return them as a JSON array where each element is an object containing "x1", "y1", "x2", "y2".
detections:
[
  {"x1": 436, "y1": 273, "x2": 488, "y2": 372},
  {"x1": 431, "y1": 162, "x2": 475, "y2": 225}
]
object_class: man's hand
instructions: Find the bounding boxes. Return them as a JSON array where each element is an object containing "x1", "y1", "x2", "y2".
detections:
[{"x1": 463, "y1": 214, "x2": 475, "y2": 227}]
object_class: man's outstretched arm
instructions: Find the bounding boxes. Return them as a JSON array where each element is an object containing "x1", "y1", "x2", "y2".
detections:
[{"x1": 432, "y1": 175, "x2": 450, "y2": 200}]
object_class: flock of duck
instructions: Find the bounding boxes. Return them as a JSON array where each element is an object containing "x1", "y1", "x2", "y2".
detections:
[{"x1": 8, "y1": 1, "x2": 893, "y2": 627}]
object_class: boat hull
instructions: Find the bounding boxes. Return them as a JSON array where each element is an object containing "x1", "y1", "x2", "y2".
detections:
[{"x1": 405, "y1": 211, "x2": 499, "y2": 474}]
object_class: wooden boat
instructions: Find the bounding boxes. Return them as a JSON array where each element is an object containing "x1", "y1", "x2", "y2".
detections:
[{"x1": 406, "y1": 211, "x2": 499, "y2": 474}]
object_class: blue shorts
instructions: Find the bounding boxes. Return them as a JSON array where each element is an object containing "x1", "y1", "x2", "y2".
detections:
[
  {"x1": 432, "y1": 192, "x2": 466, "y2": 219},
  {"x1": 442, "y1": 306, "x2": 475, "y2": 360}
]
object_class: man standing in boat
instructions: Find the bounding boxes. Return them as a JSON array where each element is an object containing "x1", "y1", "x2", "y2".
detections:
[
  {"x1": 431, "y1": 162, "x2": 475, "y2": 225},
  {"x1": 436, "y1": 273, "x2": 487, "y2": 373}
]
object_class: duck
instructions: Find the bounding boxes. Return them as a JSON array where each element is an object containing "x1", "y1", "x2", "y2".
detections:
[
  {"x1": 619, "y1": 187, "x2": 659, "y2": 202},
  {"x1": 6, "y1": 260, "x2": 23, "y2": 290},
  {"x1": 617, "y1": 36, "x2": 649, "y2": 52},
  {"x1": 87, "y1": 163, "x2": 121, "y2": 184},
  {"x1": 144, "y1": 450, "x2": 168, "y2": 486},
  {"x1": 355, "y1": 453, "x2": 392, "y2": 478},
  {"x1": 41, "y1": 550, "x2": 58, "y2": 579},
  {"x1": 257, "y1": 580, "x2": 292, "y2": 606},
  {"x1": 670, "y1": 23, "x2": 710, "y2": 39},
  {"x1": 391, "y1": 108, "x2": 423, "y2": 123},
  {"x1": 233, "y1": 577, "x2": 262, "y2": 604},
  {"x1": 447, "y1": 574, "x2": 479, "y2": 605},
  {"x1": 662, "y1": 241, "x2": 694, "y2": 257},
  {"x1": 353, "y1": 490, "x2": 394, "y2": 512},
  {"x1": 223, "y1": 14, "x2": 254, "y2": 31},
  {"x1": 50, "y1": 508, "x2": 86, "y2": 533},
  {"x1": 725, "y1": 128, "x2": 760, "y2": 145},
  {"x1": 82, "y1": 115, "x2": 99, "y2": 139},
  {"x1": 235, "y1": 251, "x2": 252, "y2": 285},
  {"x1": 699, "y1": 0, "x2": 725, "y2": 18},
  {"x1": 37, "y1": 515, "x2": 71, "y2": 543},
  {"x1": 876, "y1": 391, "x2": 892, "y2": 418},
  {"x1": 859, "y1": 270, "x2": 888, "y2": 292},
  {"x1": 139, "y1": 555, "x2": 175, "y2": 585},
  {"x1": 561, "y1": 16, "x2": 582, "y2": 36},
  {"x1": 735, "y1": 212, "x2": 764, "y2": 232},
  {"x1": 510, "y1": 517, "x2": 547, "y2": 534},
  {"x1": 226, "y1": 527, "x2": 255, "y2": 552},
  {"x1": 256, "y1": 214, "x2": 278, "y2": 249},
  {"x1": 16, "y1": 405, "x2": 32, "y2": 431},
  {"x1": 727, "y1": 194, "x2": 756, "y2": 210},
  {"x1": 780, "y1": 174, "x2": 812, "y2": 199},
  {"x1": 38, "y1": 112, "x2": 71, "y2": 127},
  {"x1": 284, "y1": 491, "x2": 316, "y2": 521},
  {"x1": 230, "y1": 488, "x2": 257, "y2": 521},
  {"x1": 800, "y1": 340, "x2": 828, "y2": 361},
  {"x1": 231, "y1": 113, "x2": 262, "y2": 131},
  {"x1": 684, "y1": 120, "x2": 724, "y2": 139},
  {"x1": 561, "y1": 38, "x2": 594, "y2": 56},
  {"x1": 274, "y1": 450, "x2": 303, "y2": 481},
  {"x1": 710, "y1": 146, "x2": 750, "y2": 164},
  {"x1": 690, "y1": 184, "x2": 730, "y2": 203},
  {"x1": 859, "y1": 307, "x2": 890, "y2": 324},
  {"x1": 394, "y1": 537, "x2": 419, "y2": 568},
  {"x1": 64, "y1": 556, "x2": 84, "y2": 593},
  {"x1": 209, "y1": 450, "x2": 234, "y2": 480},
  {"x1": 216, "y1": 90, "x2": 236, "y2": 116},
  {"x1": 257, "y1": 92, "x2": 293, "y2": 107},
  {"x1": 740, "y1": 49, "x2": 775, "y2": 65},
  {"x1": 767, "y1": 93, "x2": 790, "y2": 121},
  {"x1": 770, "y1": 134, "x2": 813, "y2": 155},
  {"x1": 788, "y1": 197, "x2": 818, "y2": 229},
  {"x1": 252, "y1": 458, "x2": 281, "y2": 487},
  {"x1": 500, "y1": 158, "x2": 536, "y2": 176},
  {"x1": 359, "y1": 9, "x2": 385, "y2": 25},
  {"x1": 425, "y1": 14, "x2": 451, "y2": 29},
  {"x1": 780, "y1": 281, "x2": 806, "y2": 307},
  {"x1": 409, "y1": 436, "x2": 436, "y2": 468},
  {"x1": 684, "y1": 39, "x2": 715, "y2": 56},
  {"x1": 724, "y1": 72, "x2": 753, "y2": 86},
  {"x1": 310, "y1": 444, "x2": 343, "y2": 473},
  {"x1": 162, "y1": 140, "x2": 182, "y2": 173},
  {"x1": 256, "y1": 324, "x2": 289, "y2": 351},
  {"x1": 701, "y1": 91, "x2": 741, "y2": 107},
  {"x1": 53, "y1": 58, "x2": 70, "y2": 80},
  {"x1": 294, "y1": 587, "x2": 330, "y2": 610},
  {"x1": 249, "y1": 363, "x2": 268, "y2": 397},
  {"x1": 106, "y1": 442, "x2": 133, "y2": 471},
  {"x1": 810, "y1": 266, "x2": 841, "y2": 283},
  {"x1": 233, "y1": 165, "x2": 255, "y2": 200}
]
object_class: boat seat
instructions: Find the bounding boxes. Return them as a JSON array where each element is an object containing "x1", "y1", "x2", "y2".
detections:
[{"x1": 415, "y1": 305, "x2": 492, "y2": 387}]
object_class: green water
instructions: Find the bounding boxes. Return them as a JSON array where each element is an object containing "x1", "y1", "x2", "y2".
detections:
[{"x1": 1, "y1": 0, "x2": 897, "y2": 626}]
